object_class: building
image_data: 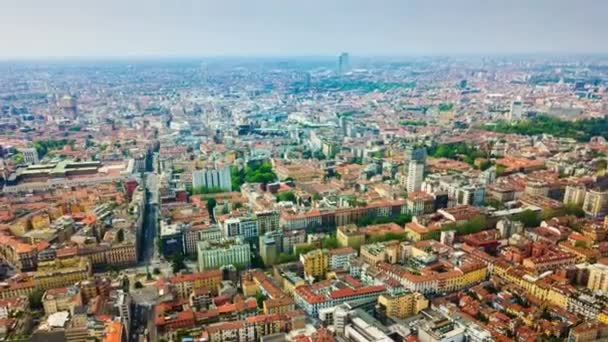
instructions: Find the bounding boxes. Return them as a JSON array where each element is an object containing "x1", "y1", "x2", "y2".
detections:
[
  {"x1": 197, "y1": 237, "x2": 251, "y2": 271},
  {"x1": 256, "y1": 211, "x2": 280, "y2": 234},
  {"x1": 508, "y1": 100, "x2": 523, "y2": 121},
  {"x1": 564, "y1": 185, "x2": 587, "y2": 206},
  {"x1": 42, "y1": 286, "x2": 82, "y2": 314},
  {"x1": 418, "y1": 317, "x2": 465, "y2": 342},
  {"x1": 159, "y1": 222, "x2": 184, "y2": 257},
  {"x1": 583, "y1": 189, "x2": 608, "y2": 218},
  {"x1": 294, "y1": 281, "x2": 386, "y2": 317},
  {"x1": 404, "y1": 146, "x2": 427, "y2": 165},
  {"x1": 360, "y1": 241, "x2": 401, "y2": 266},
  {"x1": 206, "y1": 321, "x2": 256, "y2": 342},
  {"x1": 282, "y1": 230, "x2": 306, "y2": 254},
  {"x1": 407, "y1": 161, "x2": 424, "y2": 193},
  {"x1": 406, "y1": 191, "x2": 435, "y2": 216},
  {"x1": 0, "y1": 234, "x2": 38, "y2": 271},
  {"x1": 161, "y1": 269, "x2": 222, "y2": 298},
  {"x1": 34, "y1": 257, "x2": 91, "y2": 290},
  {"x1": 328, "y1": 247, "x2": 357, "y2": 271},
  {"x1": 301, "y1": 249, "x2": 329, "y2": 279},
  {"x1": 22, "y1": 148, "x2": 39, "y2": 164},
  {"x1": 192, "y1": 165, "x2": 232, "y2": 192},
  {"x1": 568, "y1": 321, "x2": 608, "y2": 342},
  {"x1": 377, "y1": 292, "x2": 428, "y2": 319},
  {"x1": 588, "y1": 263, "x2": 608, "y2": 292},
  {"x1": 222, "y1": 215, "x2": 259, "y2": 240},
  {"x1": 337, "y1": 225, "x2": 366, "y2": 250},
  {"x1": 338, "y1": 52, "x2": 350, "y2": 74},
  {"x1": 260, "y1": 233, "x2": 279, "y2": 266}
]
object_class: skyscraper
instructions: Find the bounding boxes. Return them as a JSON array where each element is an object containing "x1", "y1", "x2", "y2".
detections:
[
  {"x1": 407, "y1": 161, "x2": 424, "y2": 193},
  {"x1": 508, "y1": 100, "x2": 523, "y2": 121},
  {"x1": 338, "y1": 52, "x2": 350, "y2": 75},
  {"x1": 404, "y1": 146, "x2": 427, "y2": 165}
]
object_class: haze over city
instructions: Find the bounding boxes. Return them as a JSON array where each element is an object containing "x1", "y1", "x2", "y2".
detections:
[{"x1": 1, "y1": 0, "x2": 608, "y2": 58}]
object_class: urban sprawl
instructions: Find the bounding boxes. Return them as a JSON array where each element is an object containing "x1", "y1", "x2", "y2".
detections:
[{"x1": 1, "y1": 55, "x2": 608, "y2": 342}]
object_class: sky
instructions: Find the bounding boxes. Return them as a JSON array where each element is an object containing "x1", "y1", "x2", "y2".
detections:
[{"x1": 0, "y1": 0, "x2": 606, "y2": 58}]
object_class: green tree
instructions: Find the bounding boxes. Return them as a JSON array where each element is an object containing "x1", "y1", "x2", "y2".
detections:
[
  {"x1": 256, "y1": 292, "x2": 266, "y2": 308},
  {"x1": 204, "y1": 197, "x2": 217, "y2": 219},
  {"x1": 28, "y1": 288, "x2": 44, "y2": 310},
  {"x1": 171, "y1": 253, "x2": 187, "y2": 273},
  {"x1": 116, "y1": 229, "x2": 124, "y2": 243},
  {"x1": 321, "y1": 235, "x2": 339, "y2": 249},
  {"x1": 277, "y1": 253, "x2": 299, "y2": 264},
  {"x1": 514, "y1": 209, "x2": 541, "y2": 228},
  {"x1": 276, "y1": 191, "x2": 296, "y2": 202},
  {"x1": 564, "y1": 204, "x2": 585, "y2": 218}
]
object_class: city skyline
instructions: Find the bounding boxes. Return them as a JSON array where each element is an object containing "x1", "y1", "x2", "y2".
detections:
[{"x1": 1, "y1": 0, "x2": 608, "y2": 59}]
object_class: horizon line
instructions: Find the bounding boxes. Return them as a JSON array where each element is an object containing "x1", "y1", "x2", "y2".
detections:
[{"x1": 1, "y1": 51, "x2": 608, "y2": 62}]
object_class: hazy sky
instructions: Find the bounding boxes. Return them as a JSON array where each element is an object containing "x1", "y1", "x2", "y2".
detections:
[{"x1": 1, "y1": 0, "x2": 606, "y2": 58}]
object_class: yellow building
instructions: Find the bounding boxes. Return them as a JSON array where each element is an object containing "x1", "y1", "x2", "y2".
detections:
[
  {"x1": 31, "y1": 213, "x2": 51, "y2": 230},
  {"x1": 9, "y1": 218, "x2": 31, "y2": 237},
  {"x1": 598, "y1": 310, "x2": 608, "y2": 324},
  {"x1": 378, "y1": 292, "x2": 428, "y2": 319},
  {"x1": 34, "y1": 257, "x2": 91, "y2": 290},
  {"x1": 241, "y1": 278, "x2": 260, "y2": 298},
  {"x1": 404, "y1": 221, "x2": 440, "y2": 242},
  {"x1": 300, "y1": 249, "x2": 329, "y2": 279},
  {"x1": 492, "y1": 262, "x2": 569, "y2": 309},
  {"x1": 169, "y1": 269, "x2": 223, "y2": 298},
  {"x1": 337, "y1": 225, "x2": 366, "y2": 250}
]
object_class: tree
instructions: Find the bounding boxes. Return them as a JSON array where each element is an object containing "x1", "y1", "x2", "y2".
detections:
[
  {"x1": 541, "y1": 209, "x2": 555, "y2": 221},
  {"x1": 171, "y1": 253, "x2": 187, "y2": 273},
  {"x1": 256, "y1": 292, "x2": 266, "y2": 308},
  {"x1": 321, "y1": 235, "x2": 339, "y2": 249},
  {"x1": 204, "y1": 197, "x2": 217, "y2": 219},
  {"x1": 564, "y1": 204, "x2": 585, "y2": 218},
  {"x1": 276, "y1": 191, "x2": 296, "y2": 202},
  {"x1": 515, "y1": 209, "x2": 541, "y2": 228},
  {"x1": 116, "y1": 229, "x2": 124, "y2": 243},
  {"x1": 495, "y1": 164, "x2": 507, "y2": 176},
  {"x1": 28, "y1": 288, "x2": 44, "y2": 310},
  {"x1": 277, "y1": 253, "x2": 299, "y2": 264}
]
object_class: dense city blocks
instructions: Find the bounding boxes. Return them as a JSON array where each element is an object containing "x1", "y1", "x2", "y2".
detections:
[{"x1": 1, "y1": 2, "x2": 608, "y2": 341}]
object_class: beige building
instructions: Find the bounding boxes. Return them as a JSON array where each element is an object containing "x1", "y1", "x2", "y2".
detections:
[
  {"x1": 583, "y1": 189, "x2": 608, "y2": 218},
  {"x1": 34, "y1": 257, "x2": 91, "y2": 290},
  {"x1": 378, "y1": 292, "x2": 428, "y2": 319},
  {"x1": 42, "y1": 286, "x2": 83, "y2": 314},
  {"x1": 360, "y1": 241, "x2": 400, "y2": 267},
  {"x1": 564, "y1": 185, "x2": 587, "y2": 207},
  {"x1": 588, "y1": 263, "x2": 608, "y2": 292},
  {"x1": 336, "y1": 225, "x2": 366, "y2": 250}
]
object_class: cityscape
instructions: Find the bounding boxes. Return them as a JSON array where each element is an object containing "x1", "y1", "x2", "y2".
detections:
[{"x1": 1, "y1": 1, "x2": 608, "y2": 342}]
